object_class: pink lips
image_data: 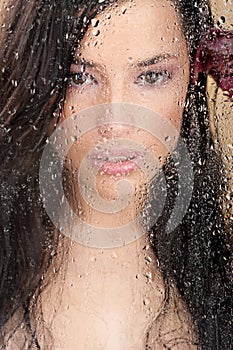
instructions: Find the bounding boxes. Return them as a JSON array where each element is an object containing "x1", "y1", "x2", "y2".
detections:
[
  {"x1": 99, "y1": 160, "x2": 137, "y2": 176},
  {"x1": 88, "y1": 148, "x2": 143, "y2": 176}
]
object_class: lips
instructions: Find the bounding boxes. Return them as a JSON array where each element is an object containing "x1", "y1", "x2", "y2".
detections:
[
  {"x1": 99, "y1": 160, "x2": 137, "y2": 176},
  {"x1": 88, "y1": 148, "x2": 144, "y2": 175}
]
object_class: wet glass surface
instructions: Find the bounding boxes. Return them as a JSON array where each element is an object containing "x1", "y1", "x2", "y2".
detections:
[{"x1": 0, "y1": 1, "x2": 232, "y2": 349}]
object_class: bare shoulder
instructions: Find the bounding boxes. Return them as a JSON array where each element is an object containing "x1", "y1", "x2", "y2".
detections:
[
  {"x1": 144, "y1": 284, "x2": 200, "y2": 350},
  {"x1": 0, "y1": 308, "x2": 37, "y2": 350},
  {"x1": 2, "y1": 327, "x2": 38, "y2": 350}
]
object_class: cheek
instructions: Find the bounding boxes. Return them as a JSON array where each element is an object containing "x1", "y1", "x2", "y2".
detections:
[
  {"x1": 136, "y1": 86, "x2": 188, "y2": 164},
  {"x1": 137, "y1": 90, "x2": 184, "y2": 135},
  {"x1": 65, "y1": 132, "x2": 98, "y2": 172},
  {"x1": 63, "y1": 87, "x2": 107, "y2": 119},
  {"x1": 155, "y1": 66, "x2": 189, "y2": 127},
  {"x1": 130, "y1": 75, "x2": 189, "y2": 134}
]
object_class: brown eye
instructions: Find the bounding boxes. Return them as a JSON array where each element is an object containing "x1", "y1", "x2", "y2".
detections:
[
  {"x1": 137, "y1": 70, "x2": 171, "y2": 85},
  {"x1": 69, "y1": 72, "x2": 96, "y2": 86}
]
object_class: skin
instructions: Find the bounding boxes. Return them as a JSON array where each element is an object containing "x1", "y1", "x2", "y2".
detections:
[
  {"x1": 61, "y1": 0, "x2": 190, "y2": 229},
  {"x1": 39, "y1": 1, "x2": 197, "y2": 349}
]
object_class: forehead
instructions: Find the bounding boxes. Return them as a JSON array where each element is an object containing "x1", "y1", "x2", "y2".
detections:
[{"x1": 76, "y1": 0, "x2": 186, "y2": 64}]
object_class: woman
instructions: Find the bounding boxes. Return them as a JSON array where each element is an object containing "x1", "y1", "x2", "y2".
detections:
[{"x1": 0, "y1": 0, "x2": 232, "y2": 349}]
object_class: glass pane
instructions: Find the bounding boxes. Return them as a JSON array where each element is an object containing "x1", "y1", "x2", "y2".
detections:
[{"x1": 0, "y1": 1, "x2": 232, "y2": 349}]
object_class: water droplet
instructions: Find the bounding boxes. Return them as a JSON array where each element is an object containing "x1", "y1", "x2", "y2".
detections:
[
  {"x1": 128, "y1": 56, "x2": 133, "y2": 64},
  {"x1": 92, "y1": 29, "x2": 100, "y2": 37},
  {"x1": 71, "y1": 135, "x2": 78, "y2": 143},
  {"x1": 11, "y1": 79, "x2": 18, "y2": 87},
  {"x1": 91, "y1": 18, "x2": 99, "y2": 27},
  {"x1": 145, "y1": 256, "x2": 152, "y2": 263},
  {"x1": 143, "y1": 298, "x2": 150, "y2": 306},
  {"x1": 121, "y1": 6, "x2": 127, "y2": 14},
  {"x1": 226, "y1": 192, "x2": 231, "y2": 201},
  {"x1": 14, "y1": 51, "x2": 19, "y2": 60}
]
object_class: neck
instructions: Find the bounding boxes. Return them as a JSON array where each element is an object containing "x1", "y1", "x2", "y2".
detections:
[
  {"x1": 38, "y1": 233, "x2": 197, "y2": 349},
  {"x1": 39, "y1": 234, "x2": 167, "y2": 349}
]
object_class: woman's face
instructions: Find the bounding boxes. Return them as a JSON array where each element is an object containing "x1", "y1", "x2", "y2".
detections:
[{"x1": 61, "y1": 0, "x2": 190, "y2": 226}]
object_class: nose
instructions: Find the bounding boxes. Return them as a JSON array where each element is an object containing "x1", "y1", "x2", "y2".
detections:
[
  {"x1": 97, "y1": 122, "x2": 134, "y2": 139},
  {"x1": 98, "y1": 74, "x2": 133, "y2": 139},
  {"x1": 97, "y1": 101, "x2": 135, "y2": 139},
  {"x1": 97, "y1": 75, "x2": 135, "y2": 138}
]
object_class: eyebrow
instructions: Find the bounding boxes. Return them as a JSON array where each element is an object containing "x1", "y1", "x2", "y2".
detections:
[
  {"x1": 72, "y1": 57, "x2": 102, "y2": 69},
  {"x1": 136, "y1": 54, "x2": 178, "y2": 67},
  {"x1": 72, "y1": 54, "x2": 178, "y2": 69}
]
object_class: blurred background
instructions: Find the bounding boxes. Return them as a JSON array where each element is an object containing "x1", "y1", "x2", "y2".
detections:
[{"x1": 209, "y1": 0, "x2": 233, "y2": 239}]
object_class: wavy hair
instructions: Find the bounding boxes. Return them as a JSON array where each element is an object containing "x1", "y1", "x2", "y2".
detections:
[{"x1": 0, "y1": 0, "x2": 232, "y2": 349}]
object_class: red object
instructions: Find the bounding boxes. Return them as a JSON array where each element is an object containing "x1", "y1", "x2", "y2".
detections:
[{"x1": 193, "y1": 29, "x2": 233, "y2": 101}]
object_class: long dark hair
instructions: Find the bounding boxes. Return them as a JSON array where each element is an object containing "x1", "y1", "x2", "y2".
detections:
[{"x1": 0, "y1": 0, "x2": 232, "y2": 349}]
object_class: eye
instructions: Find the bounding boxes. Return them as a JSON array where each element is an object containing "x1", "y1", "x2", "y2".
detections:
[
  {"x1": 68, "y1": 72, "x2": 96, "y2": 87},
  {"x1": 136, "y1": 70, "x2": 171, "y2": 86}
]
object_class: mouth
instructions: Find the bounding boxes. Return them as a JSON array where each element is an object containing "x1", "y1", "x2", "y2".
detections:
[{"x1": 88, "y1": 148, "x2": 144, "y2": 176}]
